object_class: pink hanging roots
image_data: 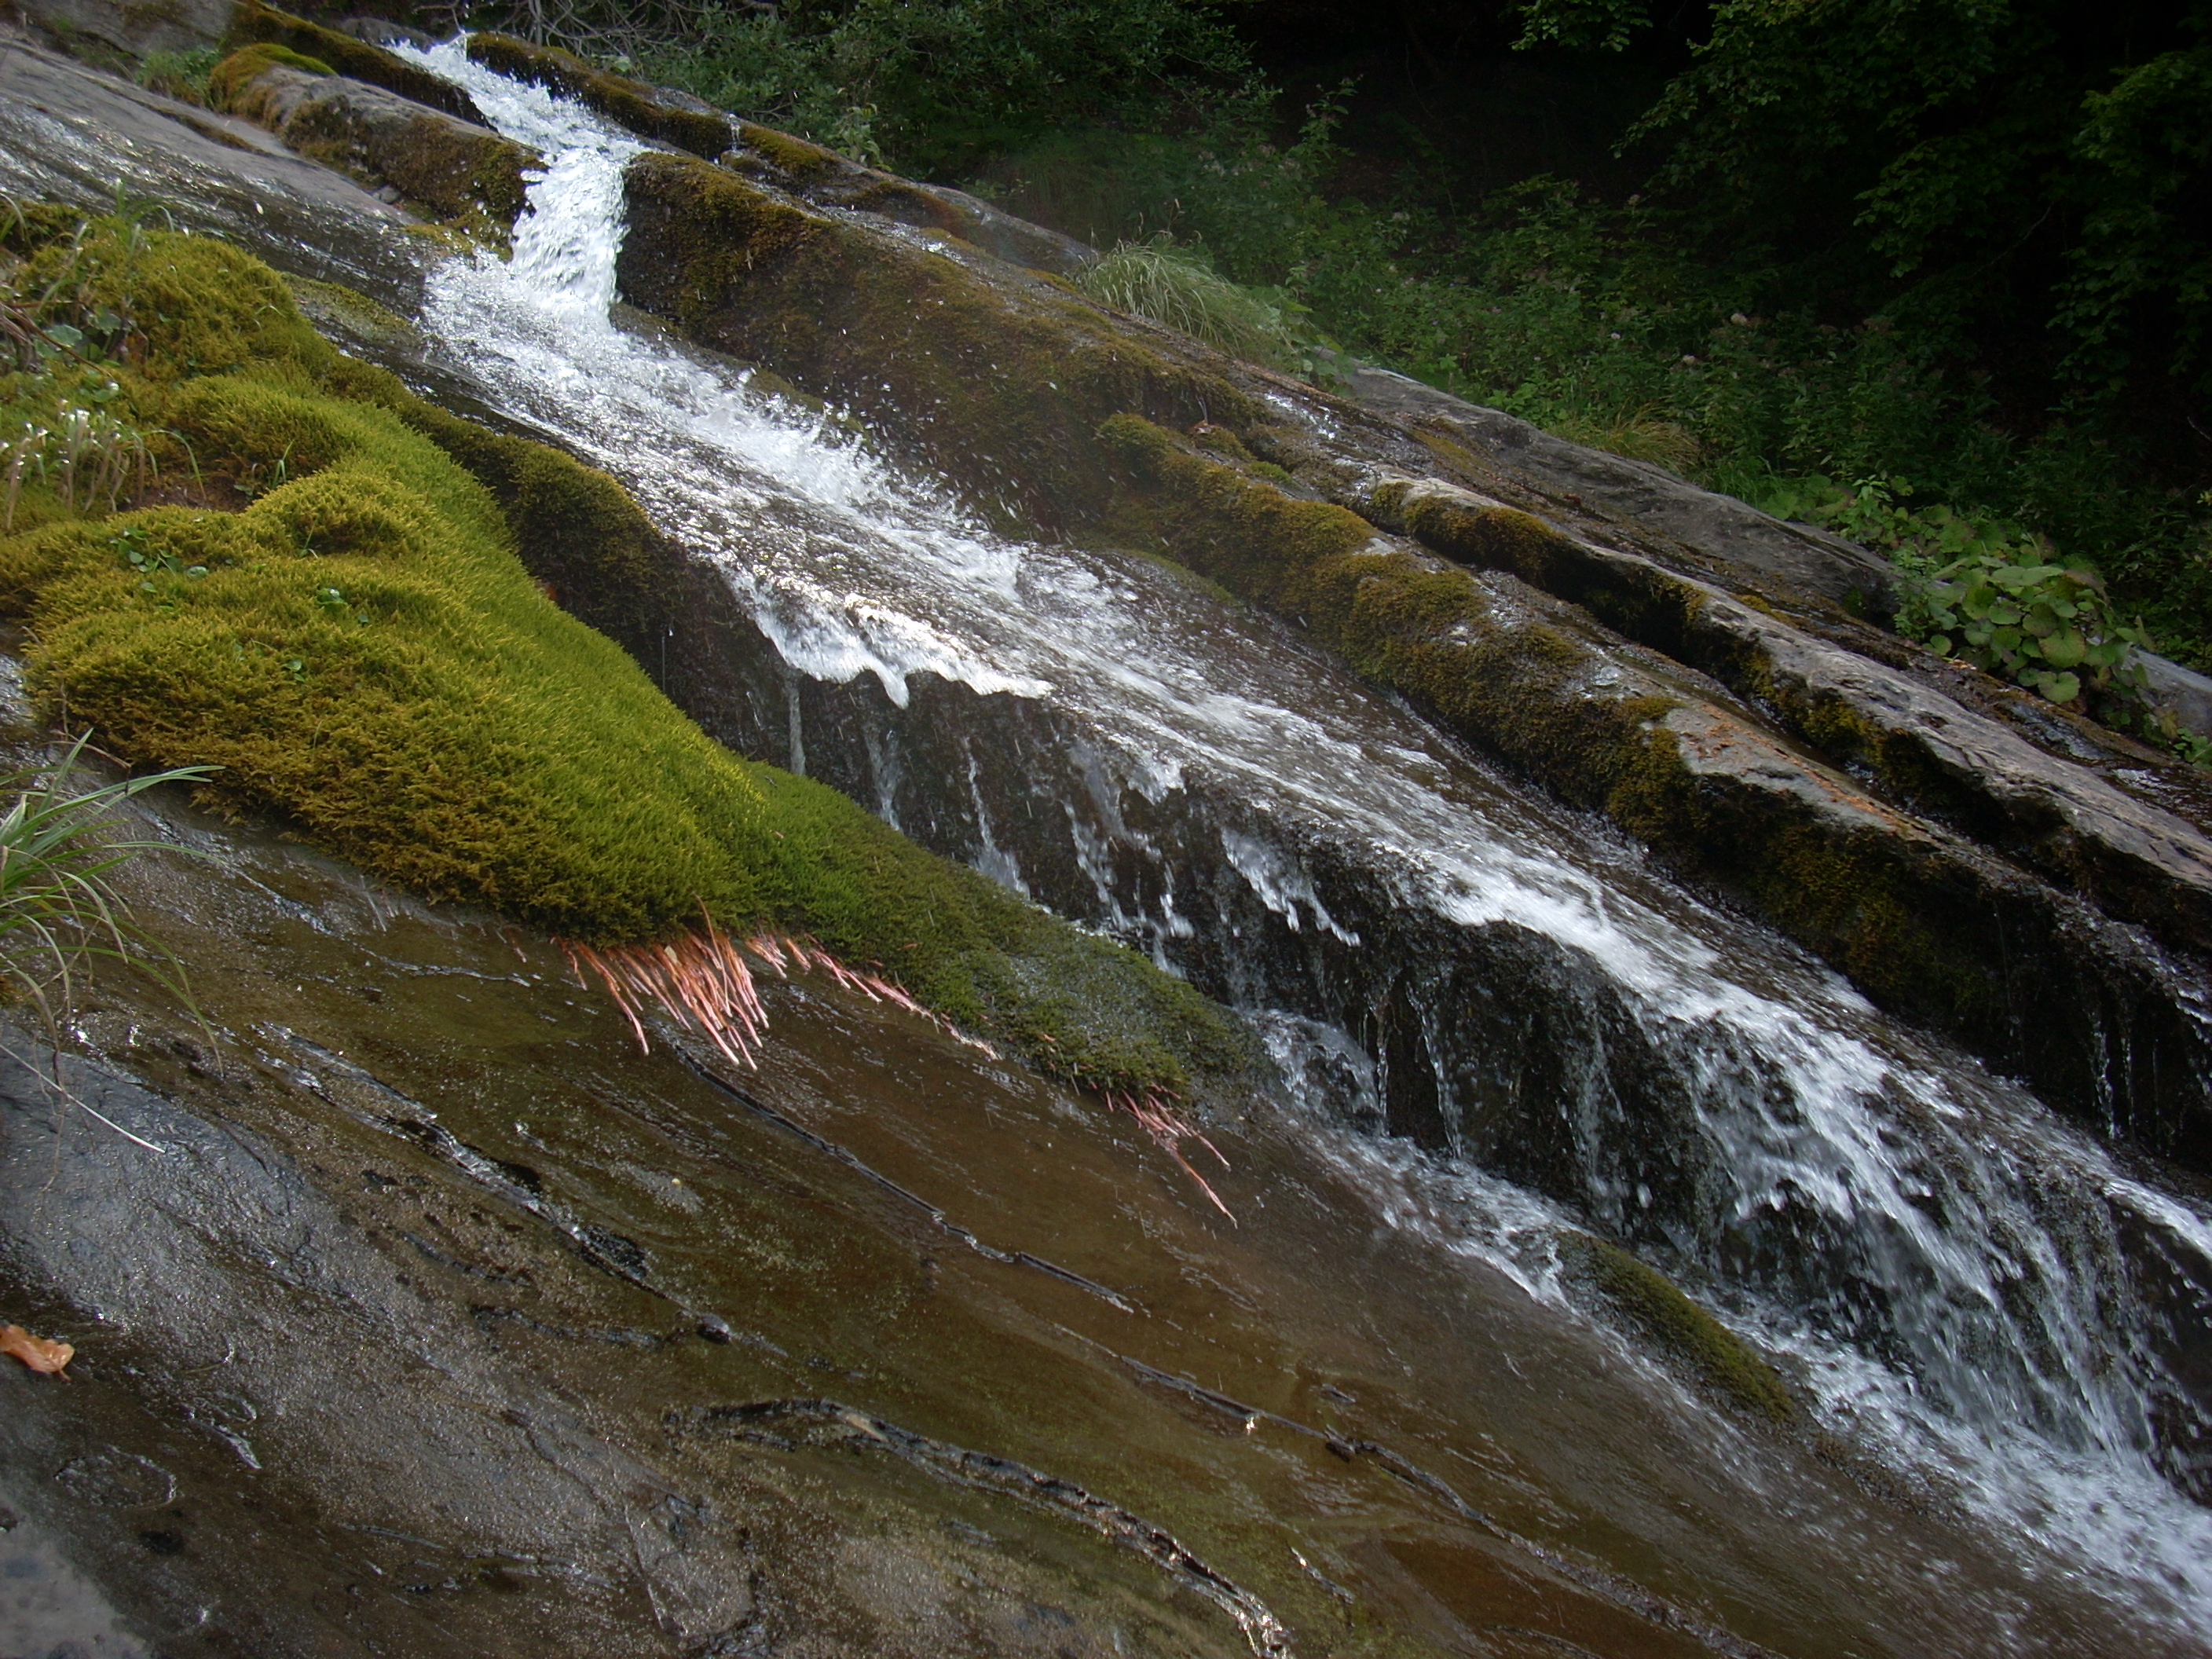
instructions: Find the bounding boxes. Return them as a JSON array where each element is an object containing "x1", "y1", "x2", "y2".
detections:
[
  {"x1": 1105, "y1": 1087, "x2": 1234, "y2": 1220},
  {"x1": 559, "y1": 915, "x2": 974, "y2": 1071},
  {"x1": 561, "y1": 917, "x2": 1234, "y2": 1218}
]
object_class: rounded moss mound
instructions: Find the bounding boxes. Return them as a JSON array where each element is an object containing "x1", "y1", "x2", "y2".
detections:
[{"x1": 0, "y1": 218, "x2": 1249, "y2": 1101}]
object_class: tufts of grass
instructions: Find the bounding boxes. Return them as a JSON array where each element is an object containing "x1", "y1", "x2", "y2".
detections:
[
  {"x1": 1550, "y1": 406, "x2": 1703, "y2": 476},
  {"x1": 136, "y1": 46, "x2": 225, "y2": 107},
  {"x1": 0, "y1": 734, "x2": 211, "y2": 1054},
  {"x1": 1073, "y1": 237, "x2": 1313, "y2": 374}
]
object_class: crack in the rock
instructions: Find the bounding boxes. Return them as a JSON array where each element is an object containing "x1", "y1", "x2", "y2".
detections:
[
  {"x1": 263, "y1": 1025, "x2": 663, "y2": 1297},
  {"x1": 1074, "y1": 1331, "x2": 1782, "y2": 1659},
  {"x1": 676, "y1": 1397, "x2": 1293, "y2": 1657},
  {"x1": 671, "y1": 1040, "x2": 1139, "y2": 1313}
]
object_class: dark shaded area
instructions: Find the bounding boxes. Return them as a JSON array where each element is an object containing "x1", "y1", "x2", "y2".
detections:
[{"x1": 1230, "y1": 0, "x2": 1684, "y2": 206}]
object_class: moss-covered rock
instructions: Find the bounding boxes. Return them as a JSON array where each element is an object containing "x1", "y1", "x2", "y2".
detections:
[
  {"x1": 617, "y1": 153, "x2": 1262, "y2": 534},
  {"x1": 207, "y1": 49, "x2": 534, "y2": 242},
  {"x1": 205, "y1": 40, "x2": 329, "y2": 108},
  {"x1": 0, "y1": 218, "x2": 1253, "y2": 1102},
  {"x1": 1365, "y1": 473, "x2": 2212, "y2": 969},
  {"x1": 720, "y1": 123, "x2": 1097, "y2": 277},
  {"x1": 224, "y1": 0, "x2": 484, "y2": 124},
  {"x1": 465, "y1": 33, "x2": 734, "y2": 159},
  {"x1": 1092, "y1": 413, "x2": 2212, "y2": 1143},
  {"x1": 1558, "y1": 1232, "x2": 1796, "y2": 1423}
]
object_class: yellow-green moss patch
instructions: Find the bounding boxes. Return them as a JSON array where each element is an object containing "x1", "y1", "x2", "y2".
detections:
[
  {"x1": 206, "y1": 42, "x2": 331, "y2": 112},
  {"x1": 0, "y1": 218, "x2": 1250, "y2": 1100}
]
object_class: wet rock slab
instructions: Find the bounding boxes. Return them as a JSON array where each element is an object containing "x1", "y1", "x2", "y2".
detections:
[{"x1": 0, "y1": 766, "x2": 2187, "y2": 1657}]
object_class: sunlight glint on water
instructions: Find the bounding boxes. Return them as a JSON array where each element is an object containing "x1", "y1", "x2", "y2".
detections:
[{"x1": 401, "y1": 38, "x2": 2212, "y2": 1631}]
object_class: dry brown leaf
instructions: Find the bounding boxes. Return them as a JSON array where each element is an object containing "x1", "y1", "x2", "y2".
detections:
[{"x1": 1, "y1": 1324, "x2": 74, "y2": 1375}]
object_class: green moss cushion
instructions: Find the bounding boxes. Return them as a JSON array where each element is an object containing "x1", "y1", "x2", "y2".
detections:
[{"x1": 0, "y1": 221, "x2": 1249, "y2": 1100}]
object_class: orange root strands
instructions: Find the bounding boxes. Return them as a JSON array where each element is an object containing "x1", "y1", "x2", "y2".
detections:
[
  {"x1": 1107, "y1": 1088, "x2": 1235, "y2": 1220},
  {"x1": 565, "y1": 919, "x2": 1225, "y2": 1217},
  {"x1": 559, "y1": 918, "x2": 994, "y2": 1072}
]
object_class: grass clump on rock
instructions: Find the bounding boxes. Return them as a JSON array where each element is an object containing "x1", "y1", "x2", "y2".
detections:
[
  {"x1": 1073, "y1": 237, "x2": 1309, "y2": 372},
  {"x1": 0, "y1": 214, "x2": 1251, "y2": 1112}
]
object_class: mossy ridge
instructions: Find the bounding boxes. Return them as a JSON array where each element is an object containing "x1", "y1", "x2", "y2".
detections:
[
  {"x1": 1096, "y1": 412, "x2": 1679, "y2": 820},
  {"x1": 1093, "y1": 413, "x2": 2095, "y2": 1050},
  {"x1": 0, "y1": 219, "x2": 1250, "y2": 1101},
  {"x1": 1375, "y1": 482, "x2": 2017, "y2": 839},
  {"x1": 736, "y1": 121, "x2": 857, "y2": 189},
  {"x1": 1557, "y1": 1232, "x2": 1796, "y2": 1423},
  {"x1": 465, "y1": 34, "x2": 734, "y2": 161},
  {"x1": 206, "y1": 48, "x2": 532, "y2": 244},
  {"x1": 617, "y1": 154, "x2": 1265, "y2": 536},
  {"x1": 224, "y1": 0, "x2": 484, "y2": 124}
]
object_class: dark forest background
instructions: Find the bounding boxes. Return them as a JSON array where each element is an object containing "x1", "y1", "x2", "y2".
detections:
[{"x1": 441, "y1": 0, "x2": 2212, "y2": 688}]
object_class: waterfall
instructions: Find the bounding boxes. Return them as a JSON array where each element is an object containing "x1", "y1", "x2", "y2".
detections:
[{"x1": 400, "y1": 39, "x2": 2212, "y2": 1632}]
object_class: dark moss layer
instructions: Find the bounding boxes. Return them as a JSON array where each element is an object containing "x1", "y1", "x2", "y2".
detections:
[
  {"x1": 617, "y1": 153, "x2": 1262, "y2": 534},
  {"x1": 225, "y1": 0, "x2": 482, "y2": 124},
  {"x1": 0, "y1": 218, "x2": 1252, "y2": 1101},
  {"x1": 1558, "y1": 1233, "x2": 1796, "y2": 1423},
  {"x1": 465, "y1": 34, "x2": 734, "y2": 160}
]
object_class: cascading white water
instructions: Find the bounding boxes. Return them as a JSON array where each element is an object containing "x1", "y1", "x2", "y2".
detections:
[{"x1": 401, "y1": 39, "x2": 2212, "y2": 1632}]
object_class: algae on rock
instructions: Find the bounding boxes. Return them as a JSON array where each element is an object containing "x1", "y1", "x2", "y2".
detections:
[
  {"x1": 1558, "y1": 1232, "x2": 1797, "y2": 1423},
  {"x1": 0, "y1": 216, "x2": 1252, "y2": 1104},
  {"x1": 617, "y1": 152, "x2": 1263, "y2": 536}
]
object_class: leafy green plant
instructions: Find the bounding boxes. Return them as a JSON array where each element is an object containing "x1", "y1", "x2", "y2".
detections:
[
  {"x1": 1758, "y1": 473, "x2": 2154, "y2": 708},
  {"x1": 1904, "y1": 548, "x2": 2151, "y2": 708}
]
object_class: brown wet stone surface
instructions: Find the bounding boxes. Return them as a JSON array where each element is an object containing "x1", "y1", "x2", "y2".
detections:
[{"x1": 0, "y1": 766, "x2": 2197, "y2": 1659}]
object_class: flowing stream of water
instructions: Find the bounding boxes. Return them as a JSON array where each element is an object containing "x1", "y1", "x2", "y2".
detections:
[{"x1": 258, "y1": 42, "x2": 2212, "y2": 1636}]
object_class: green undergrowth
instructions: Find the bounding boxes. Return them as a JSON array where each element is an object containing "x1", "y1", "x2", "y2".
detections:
[
  {"x1": 1558, "y1": 1232, "x2": 1796, "y2": 1423},
  {"x1": 0, "y1": 214, "x2": 1247, "y2": 1099}
]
